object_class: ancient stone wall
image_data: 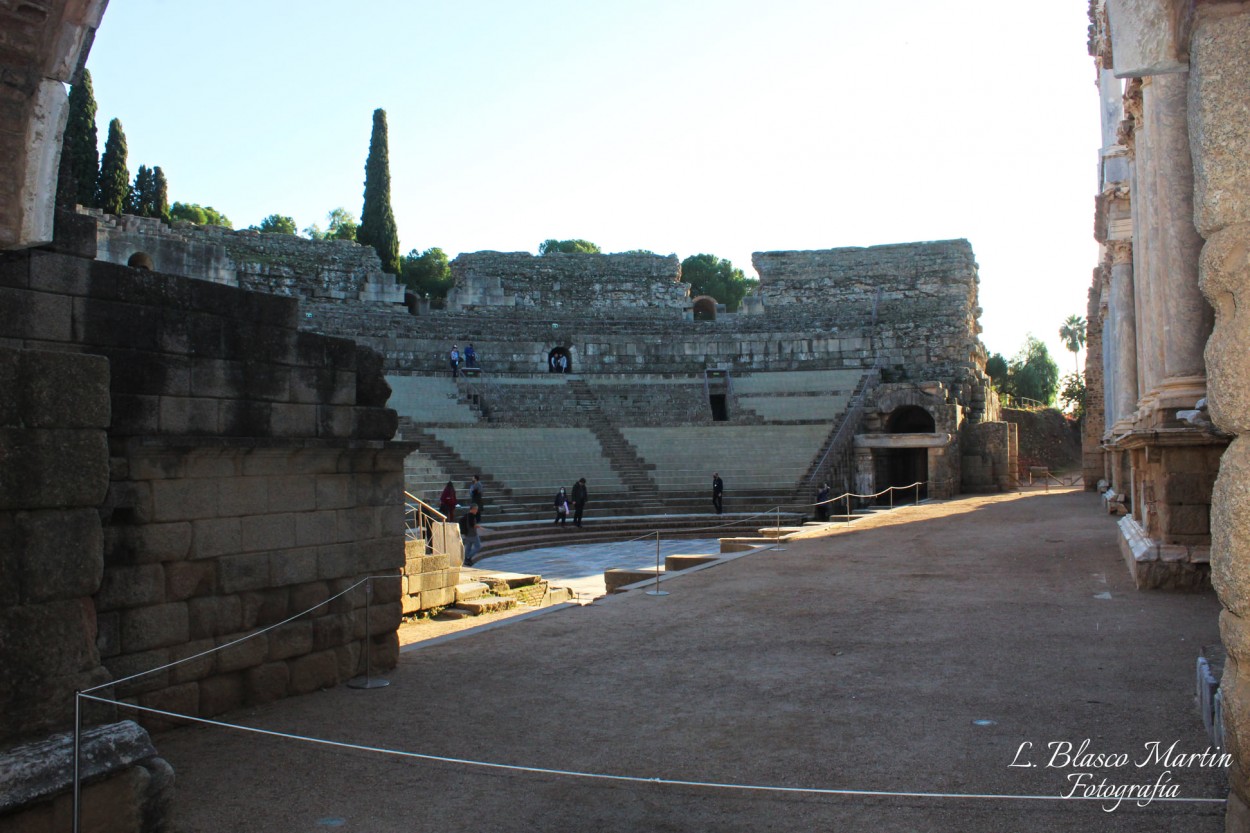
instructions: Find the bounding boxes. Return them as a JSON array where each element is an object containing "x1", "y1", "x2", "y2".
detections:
[
  {"x1": 1083, "y1": 273, "x2": 1106, "y2": 487},
  {"x1": 446, "y1": 251, "x2": 688, "y2": 313},
  {"x1": 85, "y1": 208, "x2": 406, "y2": 304},
  {"x1": 0, "y1": 246, "x2": 411, "y2": 723}
]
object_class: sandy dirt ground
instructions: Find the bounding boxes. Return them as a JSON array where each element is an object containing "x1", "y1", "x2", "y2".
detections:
[{"x1": 151, "y1": 488, "x2": 1227, "y2": 832}]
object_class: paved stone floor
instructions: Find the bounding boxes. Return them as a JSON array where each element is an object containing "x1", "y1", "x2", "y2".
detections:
[
  {"x1": 153, "y1": 489, "x2": 1228, "y2": 832},
  {"x1": 471, "y1": 537, "x2": 726, "y2": 600}
]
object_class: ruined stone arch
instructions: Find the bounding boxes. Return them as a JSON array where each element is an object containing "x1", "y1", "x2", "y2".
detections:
[
  {"x1": 885, "y1": 404, "x2": 936, "y2": 433},
  {"x1": 692, "y1": 295, "x2": 718, "y2": 321}
]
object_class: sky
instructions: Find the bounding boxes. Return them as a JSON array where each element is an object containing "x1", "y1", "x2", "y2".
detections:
[{"x1": 84, "y1": 1, "x2": 1101, "y2": 367}]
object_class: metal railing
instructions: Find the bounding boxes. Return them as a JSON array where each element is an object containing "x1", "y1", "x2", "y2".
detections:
[
  {"x1": 404, "y1": 490, "x2": 446, "y2": 542},
  {"x1": 805, "y1": 367, "x2": 881, "y2": 493}
]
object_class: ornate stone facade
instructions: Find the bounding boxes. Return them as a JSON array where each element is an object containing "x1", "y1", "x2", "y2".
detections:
[{"x1": 1088, "y1": 2, "x2": 1250, "y2": 827}]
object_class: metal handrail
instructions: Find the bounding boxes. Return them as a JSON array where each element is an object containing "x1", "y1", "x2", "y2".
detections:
[{"x1": 805, "y1": 367, "x2": 881, "y2": 491}]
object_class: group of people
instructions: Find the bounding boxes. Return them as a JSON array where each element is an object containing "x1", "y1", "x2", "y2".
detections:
[
  {"x1": 440, "y1": 475, "x2": 487, "y2": 565},
  {"x1": 553, "y1": 478, "x2": 588, "y2": 527},
  {"x1": 448, "y1": 343, "x2": 478, "y2": 377}
]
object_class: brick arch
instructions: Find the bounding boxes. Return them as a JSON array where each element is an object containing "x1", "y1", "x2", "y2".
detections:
[{"x1": 0, "y1": 1, "x2": 108, "y2": 250}]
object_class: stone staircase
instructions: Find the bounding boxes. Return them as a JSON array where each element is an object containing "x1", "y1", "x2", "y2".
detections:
[
  {"x1": 797, "y1": 369, "x2": 879, "y2": 498},
  {"x1": 566, "y1": 378, "x2": 664, "y2": 511},
  {"x1": 398, "y1": 419, "x2": 513, "y2": 508}
]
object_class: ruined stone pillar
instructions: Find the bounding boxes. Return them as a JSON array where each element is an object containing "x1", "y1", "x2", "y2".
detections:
[
  {"x1": 1143, "y1": 72, "x2": 1211, "y2": 412},
  {"x1": 1189, "y1": 6, "x2": 1250, "y2": 829},
  {"x1": 1107, "y1": 240, "x2": 1139, "y2": 429}
]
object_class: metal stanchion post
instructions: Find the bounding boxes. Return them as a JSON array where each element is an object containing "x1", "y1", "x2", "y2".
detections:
[
  {"x1": 773, "y1": 506, "x2": 786, "y2": 552},
  {"x1": 845, "y1": 494, "x2": 850, "y2": 520},
  {"x1": 646, "y1": 530, "x2": 668, "y2": 596},
  {"x1": 348, "y1": 577, "x2": 390, "y2": 689},
  {"x1": 73, "y1": 693, "x2": 82, "y2": 833},
  {"x1": 889, "y1": 487, "x2": 894, "y2": 509},
  {"x1": 915, "y1": 482, "x2": 920, "y2": 505}
]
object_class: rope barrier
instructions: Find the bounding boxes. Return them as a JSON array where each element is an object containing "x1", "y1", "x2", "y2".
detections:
[
  {"x1": 74, "y1": 694, "x2": 1227, "y2": 808},
  {"x1": 809, "y1": 481, "x2": 926, "y2": 509}
]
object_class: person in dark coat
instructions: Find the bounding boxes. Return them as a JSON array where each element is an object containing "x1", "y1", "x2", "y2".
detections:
[
  {"x1": 815, "y1": 482, "x2": 831, "y2": 521},
  {"x1": 712, "y1": 473, "x2": 724, "y2": 514},
  {"x1": 460, "y1": 504, "x2": 485, "y2": 566},
  {"x1": 553, "y1": 487, "x2": 570, "y2": 525},
  {"x1": 571, "y1": 478, "x2": 588, "y2": 528},
  {"x1": 439, "y1": 480, "x2": 457, "y2": 522},
  {"x1": 468, "y1": 475, "x2": 484, "y2": 516}
]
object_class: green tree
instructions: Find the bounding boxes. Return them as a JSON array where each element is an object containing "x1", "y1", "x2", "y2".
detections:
[
  {"x1": 63, "y1": 68, "x2": 99, "y2": 208},
  {"x1": 1002, "y1": 334, "x2": 1060, "y2": 406},
  {"x1": 400, "y1": 247, "x2": 454, "y2": 305},
  {"x1": 1059, "y1": 314, "x2": 1086, "y2": 375},
  {"x1": 151, "y1": 167, "x2": 170, "y2": 221},
  {"x1": 125, "y1": 165, "x2": 151, "y2": 215},
  {"x1": 539, "y1": 238, "x2": 601, "y2": 255},
  {"x1": 251, "y1": 214, "x2": 297, "y2": 235},
  {"x1": 306, "y1": 207, "x2": 358, "y2": 241},
  {"x1": 1058, "y1": 372, "x2": 1086, "y2": 419},
  {"x1": 357, "y1": 108, "x2": 401, "y2": 274},
  {"x1": 985, "y1": 353, "x2": 1009, "y2": 389},
  {"x1": 126, "y1": 164, "x2": 168, "y2": 219},
  {"x1": 96, "y1": 118, "x2": 130, "y2": 216},
  {"x1": 679, "y1": 253, "x2": 758, "y2": 312},
  {"x1": 170, "y1": 202, "x2": 232, "y2": 228}
]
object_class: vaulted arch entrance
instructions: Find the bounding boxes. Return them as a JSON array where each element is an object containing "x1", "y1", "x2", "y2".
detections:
[
  {"x1": 880, "y1": 405, "x2": 935, "y2": 499},
  {"x1": 547, "y1": 346, "x2": 572, "y2": 373}
]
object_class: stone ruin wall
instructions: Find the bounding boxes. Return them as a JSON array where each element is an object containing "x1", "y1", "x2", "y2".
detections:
[
  {"x1": 85, "y1": 208, "x2": 406, "y2": 304},
  {"x1": 0, "y1": 232, "x2": 413, "y2": 738},
  {"x1": 446, "y1": 251, "x2": 689, "y2": 313}
]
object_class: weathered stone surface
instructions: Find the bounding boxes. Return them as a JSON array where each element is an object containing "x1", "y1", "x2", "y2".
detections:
[
  {"x1": 1199, "y1": 223, "x2": 1250, "y2": 433},
  {"x1": 0, "y1": 428, "x2": 109, "y2": 511},
  {"x1": 288, "y1": 649, "x2": 339, "y2": 695},
  {"x1": 15, "y1": 508, "x2": 102, "y2": 603},
  {"x1": 245, "y1": 661, "x2": 290, "y2": 705},
  {"x1": 120, "y1": 602, "x2": 189, "y2": 653},
  {"x1": 1212, "y1": 438, "x2": 1250, "y2": 617},
  {"x1": 1105, "y1": 0, "x2": 1189, "y2": 77},
  {"x1": 1189, "y1": 11, "x2": 1250, "y2": 235}
]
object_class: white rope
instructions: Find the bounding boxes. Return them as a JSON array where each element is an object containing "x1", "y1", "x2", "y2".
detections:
[
  {"x1": 78, "y1": 694, "x2": 1226, "y2": 807},
  {"x1": 811, "y1": 481, "x2": 926, "y2": 508}
]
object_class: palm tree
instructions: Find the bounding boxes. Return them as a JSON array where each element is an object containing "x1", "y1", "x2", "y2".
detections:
[{"x1": 1059, "y1": 314, "x2": 1086, "y2": 375}]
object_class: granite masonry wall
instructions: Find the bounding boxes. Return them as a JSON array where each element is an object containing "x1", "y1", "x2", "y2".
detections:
[{"x1": 0, "y1": 242, "x2": 411, "y2": 727}]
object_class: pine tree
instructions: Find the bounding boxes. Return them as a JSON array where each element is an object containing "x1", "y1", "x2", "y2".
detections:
[
  {"x1": 63, "y1": 69, "x2": 99, "y2": 207},
  {"x1": 96, "y1": 118, "x2": 130, "y2": 216},
  {"x1": 357, "y1": 108, "x2": 401, "y2": 274}
]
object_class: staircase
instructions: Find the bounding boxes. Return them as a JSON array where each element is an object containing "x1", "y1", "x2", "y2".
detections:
[
  {"x1": 399, "y1": 418, "x2": 514, "y2": 508},
  {"x1": 798, "y1": 368, "x2": 880, "y2": 500},
  {"x1": 566, "y1": 379, "x2": 665, "y2": 511}
]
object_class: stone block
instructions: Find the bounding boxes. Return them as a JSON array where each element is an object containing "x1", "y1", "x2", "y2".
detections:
[
  {"x1": 1212, "y1": 438, "x2": 1250, "y2": 616},
  {"x1": 217, "y1": 476, "x2": 269, "y2": 518},
  {"x1": 357, "y1": 539, "x2": 403, "y2": 573},
  {"x1": 151, "y1": 479, "x2": 217, "y2": 522},
  {"x1": 1168, "y1": 504, "x2": 1212, "y2": 537},
  {"x1": 120, "y1": 602, "x2": 189, "y2": 653},
  {"x1": 1189, "y1": 12, "x2": 1250, "y2": 235},
  {"x1": 295, "y1": 510, "x2": 339, "y2": 547},
  {"x1": 107, "y1": 648, "x2": 172, "y2": 697},
  {"x1": 188, "y1": 595, "x2": 243, "y2": 640},
  {"x1": 109, "y1": 393, "x2": 160, "y2": 434},
  {"x1": 0, "y1": 428, "x2": 109, "y2": 511},
  {"x1": 0, "y1": 287, "x2": 71, "y2": 342},
  {"x1": 268, "y1": 621, "x2": 314, "y2": 661},
  {"x1": 136, "y1": 682, "x2": 200, "y2": 731},
  {"x1": 97, "y1": 346, "x2": 191, "y2": 398},
  {"x1": 317, "y1": 544, "x2": 354, "y2": 580},
  {"x1": 354, "y1": 406, "x2": 398, "y2": 440},
  {"x1": 190, "y1": 517, "x2": 242, "y2": 560},
  {"x1": 312, "y1": 613, "x2": 352, "y2": 650},
  {"x1": 108, "y1": 521, "x2": 192, "y2": 565},
  {"x1": 338, "y1": 506, "x2": 379, "y2": 541},
  {"x1": 420, "y1": 585, "x2": 456, "y2": 610},
  {"x1": 168, "y1": 638, "x2": 218, "y2": 684},
  {"x1": 240, "y1": 513, "x2": 296, "y2": 553},
  {"x1": 245, "y1": 662, "x2": 290, "y2": 705},
  {"x1": 215, "y1": 631, "x2": 270, "y2": 674},
  {"x1": 268, "y1": 475, "x2": 317, "y2": 513},
  {"x1": 270, "y1": 547, "x2": 320, "y2": 586},
  {"x1": 217, "y1": 553, "x2": 271, "y2": 594},
  {"x1": 96, "y1": 611, "x2": 120, "y2": 658},
  {"x1": 17, "y1": 349, "x2": 110, "y2": 429},
  {"x1": 158, "y1": 396, "x2": 219, "y2": 435},
  {"x1": 288, "y1": 649, "x2": 340, "y2": 695},
  {"x1": 198, "y1": 673, "x2": 244, "y2": 717},
  {"x1": 317, "y1": 405, "x2": 354, "y2": 438},
  {"x1": 219, "y1": 400, "x2": 271, "y2": 436},
  {"x1": 96, "y1": 563, "x2": 166, "y2": 612},
  {"x1": 270, "y1": 403, "x2": 316, "y2": 437},
  {"x1": 240, "y1": 588, "x2": 290, "y2": 629},
  {"x1": 15, "y1": 508, "x2": 103, "y2": 603},
  {"x1": 288, "y1": 581, "x2": 332, "y2": 618},
  {"x1": 315, "y1": 475, "x2": 355, "y2": 510}
]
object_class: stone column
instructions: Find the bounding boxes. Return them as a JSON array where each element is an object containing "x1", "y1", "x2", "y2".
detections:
[
  {"x1": 1108, "y1": 240, "x2": 1139, "y2": 429},
  {"x1": 1143, "y1": 71, "x2": 1211, "y2": 411},
  {"x1": 1132, "y1": 78, "x2": 1167, "y2": 408},
  {"x1": 1189, "y1": 7, "x2": 1250, "y2": 829}
]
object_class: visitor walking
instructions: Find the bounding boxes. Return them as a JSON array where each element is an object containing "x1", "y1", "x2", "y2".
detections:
[
  {"x1": 439, "y1": 480, "x2": 458, "y2": 522},
  {"x1": 449, "y1": 344, "x2": 461, "y2": 378},
  {"x1": 464, "y1": 343, "x2": 477, "y2": 368},
  {"x1": 571, "y1": 477, "x2": 588, "y2": 528},
  {"x1": 553, "y1": 486, "x2": 570, "y2": 525},
  {"x1": 816, "y1": 482, "x2": 831, "y2": 521},
  {"x1": 712, "y1": 473, "x2": 724, "y2": 514},
  {"x1": 460, "y1": 504, "x2": 485, "y2": 566},
  {"x1": 468, "y1": 474, "x2": 484, "y2": 515}
]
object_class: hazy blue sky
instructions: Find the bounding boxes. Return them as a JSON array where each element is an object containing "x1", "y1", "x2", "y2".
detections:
[{"x1": 86, "y1": 1, "x2": 1101, "y2": 364}]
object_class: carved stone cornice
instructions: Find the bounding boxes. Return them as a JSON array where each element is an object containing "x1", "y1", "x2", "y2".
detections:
[{"x1": 1118, "y1": 78, "x2": 1144, "y2": 157}]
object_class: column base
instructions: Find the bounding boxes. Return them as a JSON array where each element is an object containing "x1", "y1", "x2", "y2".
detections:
[{"x1": 1118, "y1": 515, "x2": 1211, "y2": 590}]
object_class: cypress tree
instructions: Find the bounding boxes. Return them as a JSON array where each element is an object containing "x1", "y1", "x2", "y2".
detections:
[
  {"x1": 127, "y1": 164, "x2": 152, "y2": 216},
  {"x1": 96, "y1": 118, "x2": 130, "y2": 216},
  {"x1": 63, "y1": 69, "x2": 99, "y2": 207},
  {"x1": 152, "y1": 166, "x2": 170, "y2": 221},
  {"x1": 357, "y1": 108, "x2": 401, "y2": 274}
]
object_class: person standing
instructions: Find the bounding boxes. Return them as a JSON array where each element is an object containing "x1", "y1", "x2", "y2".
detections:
[
  {"x1": 553, "y1": 486, "x2": 570, "y2": 525},
  {"x1": 571, "y1": 477, "x2": 588, "y2": 528},
  {"x1": 815, "y1": 482, "x2": 831, "y2": 521},
  {"x1": 460, "y1": 503, "x2": 485, "y2": 566},
  {"x1": 464, "y1": 343, "x2": 477, "y2": 368},
  {"x1": 439, "y1": 480, "x2": 458, "y2": 522},
  {"x1": 712, "y1": 472, "x2": 724, "y2": 515},
  {"x1": 449, "y1": 344, "x2": 461, "y2": 377},
  {"x1": 468, "y1": 474, "x2": 484, "y2": 516}
]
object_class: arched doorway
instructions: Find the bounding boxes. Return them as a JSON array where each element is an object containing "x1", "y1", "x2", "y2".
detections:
[
  {"x1": 692, "y1": 296, "x2": 718, "y2": 321},
  {"x1": 547, "y1": 346, "x2": 573, "y2": 373},
  {"x1": 881, "y1": 405, "x2": 935, "y2": 499},
  {"x1": 127, "y1": 251, "x2": 154, "y2": 270}
]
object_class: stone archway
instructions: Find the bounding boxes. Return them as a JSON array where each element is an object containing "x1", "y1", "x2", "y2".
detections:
[
  {"x1": 879, "y1": 404, "x2": 938, "y2": 499},
  {"x1": 692, "y1": 295, "x2": 718, "y2": 321},
  {"x1": 547, "y1": 346, "x2": 573, "y2": 373},
  {"x1": 886, "y1": 404, "x2": 936, "y2": 433}
]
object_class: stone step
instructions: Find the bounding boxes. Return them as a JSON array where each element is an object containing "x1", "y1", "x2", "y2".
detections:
[
  {"x1": 455, "y1": 595, "x2": 518, "y2": 615},
  {"x1": 604, "y1": 566, "x2": 663, "y2": 593},
  {"x1": 664, "y1": 554, "x2": 723, "y2": 571},
  {"x1": 454, "y1": 581, "x2": 491, "y2": 602}
]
